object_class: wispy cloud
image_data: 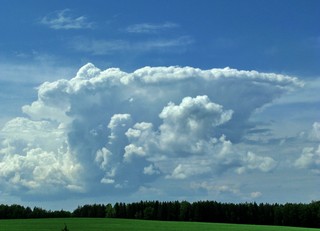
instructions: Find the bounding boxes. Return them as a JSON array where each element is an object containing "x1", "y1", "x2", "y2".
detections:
[
  {"x1": 40, "y1": 9, "x2": 93, "y2": 30},
  {"x1": 125, "y1": 22, "x2": 179, "y2": 33},
  {"x1": 0, "y1": 53, "x2": 75, "y2": 84},
  {"x1": 72, "y1": 36, "x2": 193, "y2": 55}
]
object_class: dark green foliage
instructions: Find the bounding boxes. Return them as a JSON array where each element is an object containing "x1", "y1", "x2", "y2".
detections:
[
  {"x1": 0, "y1": 204, "x2": 71, "y2": 219},
  {"x1": 105, "y1": 203, "x2": 116, "y2": 218},
  {"x1": 96, "y1": 200, "x2": 320, "y2": 228},
  {"x1": 73, "y1": 204, "x2": 106, "y2": 218}
]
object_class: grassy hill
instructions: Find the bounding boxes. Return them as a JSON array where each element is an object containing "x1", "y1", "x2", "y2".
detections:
[{"x1": 0, "y1": 218, "x2": 319, "y2": 231}]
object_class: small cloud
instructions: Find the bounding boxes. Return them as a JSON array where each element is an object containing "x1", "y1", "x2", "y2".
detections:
[
  {"x1": 237, "y1": 152, "x2": 277, "y2": 174},
  {"x1": 295, "y1": 146, "x2": 320, "y2": 174},
  {"x1": 101, "y1": 178, "x2": 115, "y2": 184},
  {"x1": 143, "y1": 164, "x2": 160, "y2": 175},
  {"x1": 125, "y1": 22, "x2": 179, "y2": 33},
  {"x1": 191, "y1": 181, "x2": 239, "y2": 195},
  {"x1": 66, "y1": 184, "x2": 85, "y2": 193},
  {"x1": 40, "y1": 9, "x2": 93, "y2": 30},
  {"x1": 136, "y1": 186, "x2": 163, "y2": 196},
  {"x1": 250, "y1": 191, "x2": 262, "y2": 199},
  {"x1": 124, "y1": 144, "x2": 146, "y2": 162},
  {"x1": 166, "y1": 164, "x2": 211, "y2": 180}
]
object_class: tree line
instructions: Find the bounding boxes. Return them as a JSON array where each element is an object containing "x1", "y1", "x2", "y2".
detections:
[
  {"x1": 0, "y1": 204, "x2": 71, "y2": 219},
  {"x1": 1, "y1": 201, "x2": 319, "y2": 228}
]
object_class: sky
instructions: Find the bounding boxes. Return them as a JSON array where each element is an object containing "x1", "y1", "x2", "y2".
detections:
[{"x1": 0, "y1": 0, "x2": 319, "y2": 211}]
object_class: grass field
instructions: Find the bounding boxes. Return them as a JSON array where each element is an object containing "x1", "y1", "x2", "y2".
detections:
[{"x1": 0, "y1": 218, "x2": 318, "y2": 231}]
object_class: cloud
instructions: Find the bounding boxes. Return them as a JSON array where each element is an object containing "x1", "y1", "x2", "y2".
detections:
[
  {"x1": 40, "y1": 9, "x2": 93, "y2": 30},
  {"x1": 191, "y1": 181, "x2": 240, "y2": 196},
  {"x1": 158, "y1": 96, "x2": 233, "y2": 155},
  {"x1": 143, "y1": 164, "x2": 160, "y2": 175},
  {"x1": 0, "y1": 117, "x2": 83, "y2": 196},
  {"x1": 0, "y1": 63, "x2": 301, "y2": 200},
  {"x1": 167, "y1": 163, "x2": 212, "y2": 180},
  {"x1": 125, "y1": 22, "x2": 179, "y2": 33},
  {"x1": 237, "y1": 152, "x2": 277, "y2": 174},
  {"x1": 0, "y1": 56, "x2": 75, "y2": 84},
  {"x1": 294, "y1": 122, "x2": 320, "y2": 174},
  {"x1": 295, "y1": 146, "x2": 320, "y2": 172},
  {"x1": 311, "y1": 122, "x2": 320, "y2": 140},
  {"x1": 72, "y1": 36, "x2": 193, "y2": 55},
  {"x1": 250, "y1": 191, "x2": 262, "y2": 199},
  {"x1": 0, "y1": 55, "x2": 76, "y2": 130}
]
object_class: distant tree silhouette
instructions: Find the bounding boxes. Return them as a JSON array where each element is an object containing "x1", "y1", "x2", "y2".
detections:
[
  {"x1": 84, "y1": 200, "x2": 319, "y2": 228},
  {"x1": 0, "y1": 200, "x2": 319, "y2": 228}
]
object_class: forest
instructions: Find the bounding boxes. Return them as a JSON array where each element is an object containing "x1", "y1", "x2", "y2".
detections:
[{"x1": 0, "y1": 200, "x2": 319, "y2": 228}]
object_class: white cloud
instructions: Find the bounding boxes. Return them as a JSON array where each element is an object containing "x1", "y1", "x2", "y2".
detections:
[
  {"x1": 108, "y1": 114, "x2": 132, "y2": 141},
  {"x1": 101, "y1": 178, "x2": 115, "y2": 184},
  {"x1": 191, "y1": 181, "x2": 240, "y2": 195},
  {"x1": 143, "y1": 164, "x2": 160, "y2": 175},
  {"x1": 40, "y1": 9, "x2": 93, "y2": 30},
  {"x1": 95, "y1": 147, "x2": 112, "y2": 170},
  {"x1": 250, "y1": 191, "x2": 262, "y2": 199},
  {"x1": 237, "y1": 152, "x2": 277, "y2": 174},
  {"x1": 311, "y1": 122, "x2": 320, "y2": 140},
  {"x1": 158, "y1": 95, "x2": 232, "y2": 153},
  {"x1": 125, "y1": 22, "x2": 179, "y2": 33},
  {"x1": 294, "y1": 122, "x2": 320, "y2": 174},
  {"x1": 0, "y1": 63, "x2": 302, "y2": 200},
  {"x1": 167, "y1": 164, "x2": 211, "y2": 179},
  {"x1": 295, "y1": 146, "x2": 320, "y2": 174},
  {"x1": 0, "y1": 118, "x2": 82, "y2": 195},
  {"x1": 124, "y1": 144, "x2": 146, "y2": 161}
]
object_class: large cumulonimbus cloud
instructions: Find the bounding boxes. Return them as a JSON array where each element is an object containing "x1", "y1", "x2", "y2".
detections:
[{"x1": 0, "y1": 63, "x2": 302, "y2": 199}]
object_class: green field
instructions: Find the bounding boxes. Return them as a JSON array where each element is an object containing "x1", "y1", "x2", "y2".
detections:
[{"x1": 0, "y1": 218, "x2": 318, "y2": 231}]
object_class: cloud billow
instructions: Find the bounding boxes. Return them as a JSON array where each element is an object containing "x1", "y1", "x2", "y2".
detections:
[
  {"x1": 0, "y1": 63, "x2": 302, "y2": 200},
  {"x1": 294, "y1": 122, "x2": 320, "y2": 174}
]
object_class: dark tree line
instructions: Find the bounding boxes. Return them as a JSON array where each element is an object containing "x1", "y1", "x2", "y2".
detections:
[
  {"x1": 73, "y1": 204, "x2": 106, "y2": 218},
  {"x1": 1, "y1": 201, "x2": 319, "y2": 228},
  {"x1": 0, "y1": 204, "x2": 71, "y2": 219},
  {"x1": 72, "y1": 201, "x2": 320, "y2": 228}
]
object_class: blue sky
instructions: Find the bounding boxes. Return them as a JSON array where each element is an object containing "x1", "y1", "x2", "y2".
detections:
[{"x1": 0, "y1": 0, "x2": 319, "y2": 210}]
